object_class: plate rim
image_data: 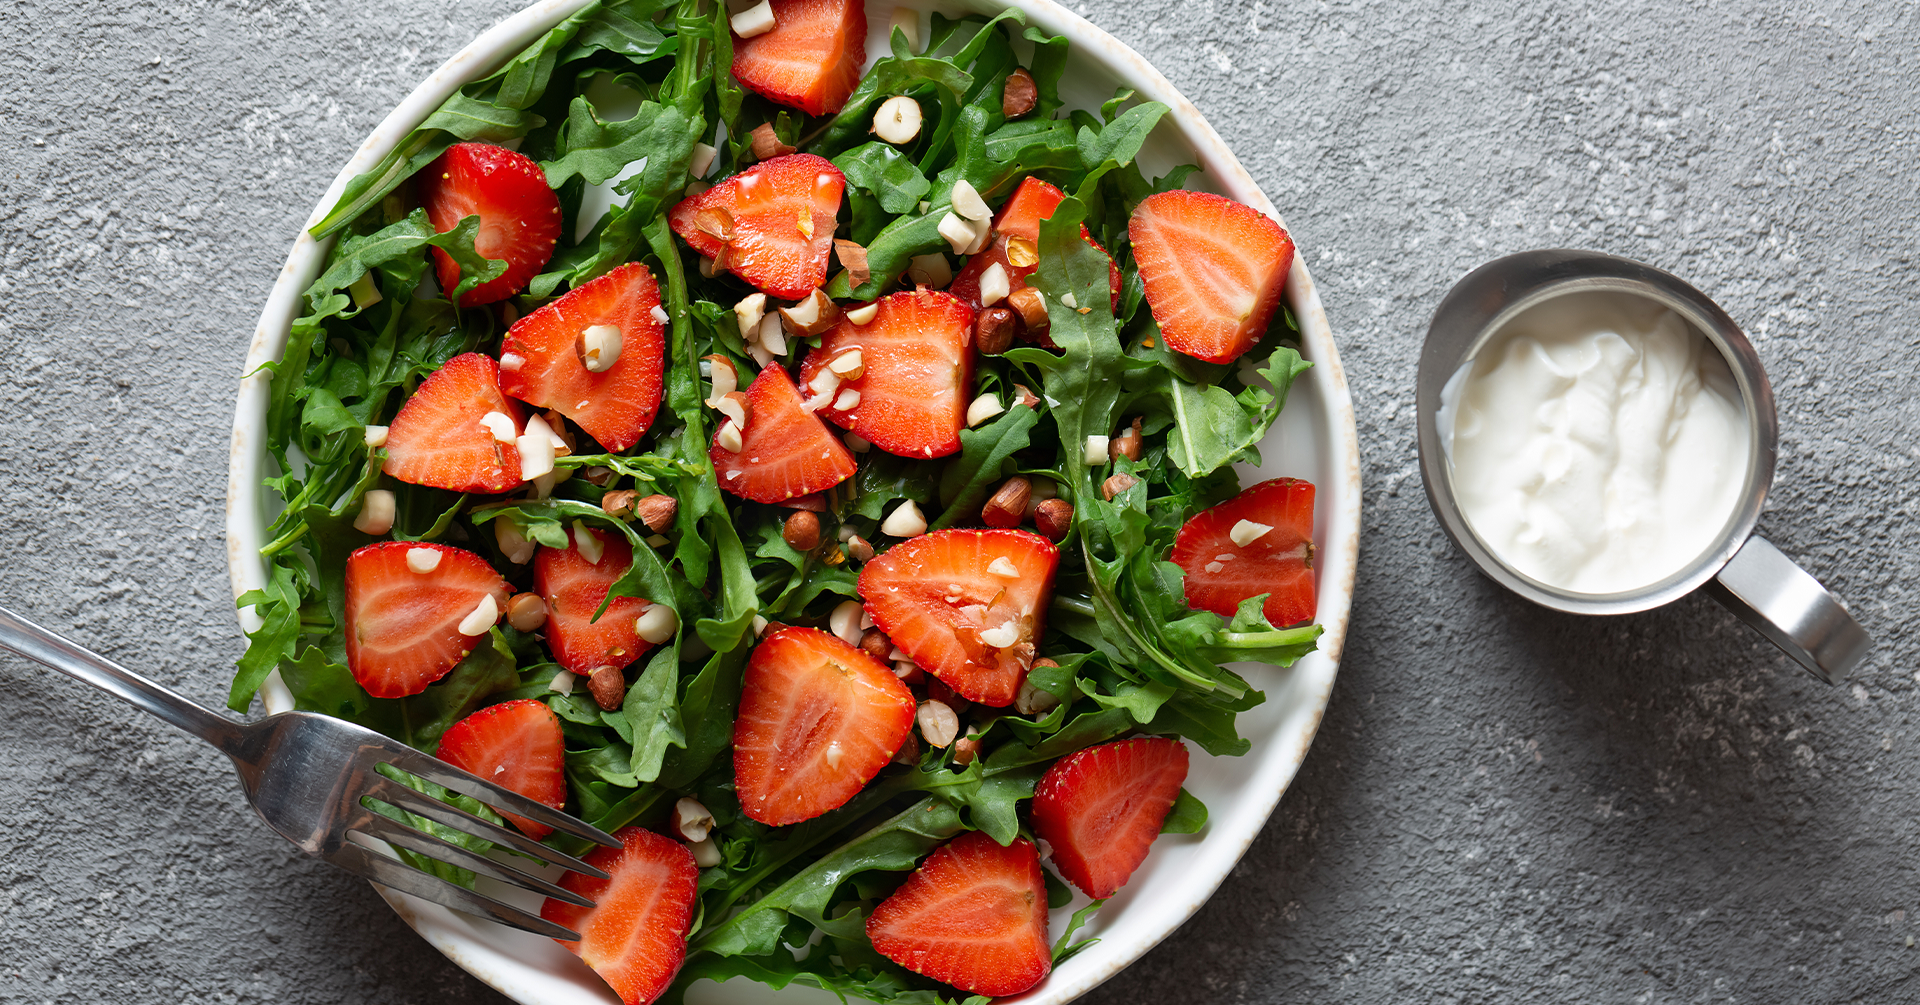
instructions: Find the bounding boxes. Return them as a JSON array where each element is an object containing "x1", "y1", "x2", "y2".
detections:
[{"x1": 222, "y1": 0, "x2": 1361, "y2": 1001}]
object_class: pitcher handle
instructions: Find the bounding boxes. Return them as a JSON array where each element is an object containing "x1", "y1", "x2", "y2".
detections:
[{"x1": 1703, "y1": 535, "x2": 1872, "y2": 684}]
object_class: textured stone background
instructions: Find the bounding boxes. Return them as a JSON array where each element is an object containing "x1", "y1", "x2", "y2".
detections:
[{"x1": 1, "y1": 0, "x2": 1914, "y2": 1001}]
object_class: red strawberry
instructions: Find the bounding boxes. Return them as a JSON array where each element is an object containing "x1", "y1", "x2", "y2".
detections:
[
  {"x1": 541, "y1": 827, "x2": 698, "y2": 1005},
  {"x1": 418, "y1": 142, "x2": 562, "y2": 307},
  {"x1": 344, "y1": 542, "x2": 511, "y2": 699},
  {"x1": 796, "y1": 290, "x2": 973, "y2": 459},
  {"x1": 1128, "y1": 189, "x2": 1294, "y2": 364},
  {"x1": 949, "y1": 176, "x2": 1122, "y2": 324},
  {"x1": 730, "y1": 0, "x2": 866, "y2": 116},
  {"x1": 435, "y1": 699, "x2": 567, "y2": 838},
  {"x1": 534, "y1": 526, "x2": 654, "y2": 676},
  {"x1": 1031, "y1": 737, "x2": 1191, "y2": 899},
  {"x1": 1170, "y1": 477, "x2": 1316, "y2": 627},
  {"x1": 857, "y1": 530, "x2": 1058, "y2": 707},
  {"x1": 668, "y1": 154, "x2": 845, "y2": 299},
  {"x1": 498, "y1": 262, "x2": 665, "y2": 452},
  {"x1": 866, "y1": 830, "x2": 1050, "y2": 997},
  {"x1": 711, "y1": 364, "x2": 857, "y2": 504},
  {"x1": 732, "y1": 627, "x2": 916, "y2": 825},
  {"x1": 381, "y1": 352, "x2": 526, "y2": 494}
]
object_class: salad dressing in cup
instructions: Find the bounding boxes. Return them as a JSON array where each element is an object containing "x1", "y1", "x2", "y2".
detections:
[{"x1": 1415, "y1": 249, "x2": 1872, "y2": 683}]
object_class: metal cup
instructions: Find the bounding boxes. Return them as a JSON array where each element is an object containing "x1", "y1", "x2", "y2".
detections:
[{"x1": 1415, "y1": 249, "x2": 1873, "y2": 684}]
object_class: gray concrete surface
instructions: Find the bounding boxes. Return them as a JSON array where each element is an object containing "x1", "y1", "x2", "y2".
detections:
[{"x1": 1, "y1": 0, "x2": 1914, "y2": 1001}]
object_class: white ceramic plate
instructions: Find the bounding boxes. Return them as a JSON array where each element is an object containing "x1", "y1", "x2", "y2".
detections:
[{"x1": 225, "y1": 1, "x2": 1360, "y2": 1001}]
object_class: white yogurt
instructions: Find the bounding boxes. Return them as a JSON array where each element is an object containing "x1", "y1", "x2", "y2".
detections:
[{"x1": 1438, "y1": 291, "x2": 1749, "y2": 595}]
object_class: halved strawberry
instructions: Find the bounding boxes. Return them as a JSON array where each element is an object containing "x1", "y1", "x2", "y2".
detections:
[
  {"x1": 711, "y1": 364, "x2": 857, "y2": 503},
  {"x1": 541, "y1": 827, "x2": 698, "y2": 1005},
  {"x1": 1031, "y1": 737, "x2": 1190, "y2": 899},
  {"x1": 1129, "y1": 189, "x2": 1294, "y2": 364},
  {"x1": 730, "y1": 0, "x2": 866, "y2": 116},
  {"x1": 949, "y1": 176, "x2": 1122, "y2": 323},
  {"x1": 668, "y1": 154, "x2": 844, "y2": 299},
  {"x1": 796, "y1": 290, "x2": 973, "y2": 459},
  {"x1": 381, "y1": 352, "x2": 525, "y2": 494},
  {"x1": 418, "y1": 142, "x2": 562, "y2": 307},
  {"x1": 344, "y1": 542, "x2": 511, "y2": 699},
  {"x1": 732, "y1": 627, "x2": 916, "y2": 825},
  {"x1": 534, "y1": 527, "x2": 654, "y2": 676},
  {"x1": 435, "y1": 699, "x2": 567, "y2": 838},
  {"x1": 866, "y1": 830, "x2": 1050, "y2": 997},
  {"x1": 857, "y1": 529, "x2": 1058, "y2": 707},
  {"x1": 498, "y1": 262, "x2": 665, "y2": 452},
  {"x1": 1170, "y1": 477, "x2": 1316, "y2": 627}
]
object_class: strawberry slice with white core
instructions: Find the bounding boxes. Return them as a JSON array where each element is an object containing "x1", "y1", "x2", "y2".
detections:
[
  {"x1": 1031, "y1": 736, "x2": 1191, "y2": 899},
  {"x1": 668, "y1": 154, "x2": 845, "y2": 299},
  {"x1": 711, "y1": 364, "x2": 857, "y2": 503},
  {"x1": 381, "y1": 352, "x2": 526, "y2": 494},
  {"x1": 866, "y1": 830, "x2": 1051, "y2": 997},
  {"x1": 857, "y1": 529, "x2": 1058, "y2": 707},
  {"x1": 436, "y1": 699, "x2": 567, "y2": 838},
  {"x1": 541, "y1": 827, "x2": 698, "y2": 1005},
  {"x1": 534, "y1": 526, "x2": 653, "y2": 676},
  {"x1": 797, "y1": 289, "x2": 973, "y2": 459},
  {"x1": 1128, "y1": 189, "x2": 1294, "y2": 365},
  {"x1": 418, "y1": 142, "x2": 562, "y2": 307},
  {"x1": 499, "y1": 261, "x2": 665, "y2": 452},
  {"x1": 732, "y1": 627, "x2": 916, "y2": 825},
  {"x1": 730, "y1": 0, "x2": 867, "y2": 116},
  {"x1": 1170, "y1": 477, "x2": 1316, "y2": 627},
  {"x1": 344, "y1": 542, "x2": 511, "y2": 699}
]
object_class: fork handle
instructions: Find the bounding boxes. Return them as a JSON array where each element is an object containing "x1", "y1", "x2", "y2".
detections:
[{"x1": 0, "y1": 605, "x2": 245, "y2": 751}]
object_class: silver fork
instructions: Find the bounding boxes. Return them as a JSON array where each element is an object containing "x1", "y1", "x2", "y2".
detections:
[{"x1": 0, "y1": 604, "x2": 620, "y2": 940}]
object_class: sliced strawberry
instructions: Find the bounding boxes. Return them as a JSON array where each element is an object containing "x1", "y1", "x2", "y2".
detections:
[
  {"x1": 711, "y1": 364, "x2": 857, "y2": 503},
  {"x1": 1129, "y1": 189, "x2": 1294, "y2": 364},
  {"x1": 1170, "y1": 477, "x2": 1316, "y2": 627},
  {"x1": 866, "y1": 830, "x2": 1050, "y2": 997},
  {"x1": 1031, "y1": 737, "x2": 1191, "y2": 899},
  {"x1": 498, "y1": 262, "x2": 665, "y2": 452},
  {"x1": 418, "y1": 142, "x2": 562, "y2": 307},
  {"x1": 796, "y1": 290, "x2": 973, "y2": 459},
  {"x1": 949, "y1": 176, "x2": 1122, "y2": 324},
  {"x1": 730, "y1": 0, "x2": 866, "y2": 116},
  {"x1": 857, "y1": 529, "x2": 1058, "y2": 707},
  {"x1": 344, "y1": 542, "x2": 511, "y2": 699},
  {"x1": 732, "y1": 627, "x2": 916, "y2": 825},
  {"x1": 541, "y1": 827, "x2": 698, "y2": 1005},
  {"x1": 534, "y1": 527, "x2": 654, "y2": 676},
  {"x1": 435, "y1": 699, "x2": 567, "y2": 838},
  {"x1": 668, "y1": 154, "x2": 845, "y2": 299},
  {"x1": 381, "y1": 352, "x2": 525, "y2": 494}
]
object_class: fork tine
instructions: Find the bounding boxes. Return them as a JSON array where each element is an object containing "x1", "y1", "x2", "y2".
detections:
[
  {"x1": 363, "y1": 775, "x2": 612, "y2": 880},
  {"x1": 331, "y1": 842, "x2": 580, "y2": 941},
  {"x1": 381, "y1": 747, "x2": 621, "y2": 849},
  {"x1": 353, "y1": 813, "x2": 593, "y2": 908}
]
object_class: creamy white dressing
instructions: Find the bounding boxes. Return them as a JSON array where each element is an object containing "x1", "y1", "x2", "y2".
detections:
[{"x1": 1439, "y1": 291, "x2": 1749, "y2": 595}]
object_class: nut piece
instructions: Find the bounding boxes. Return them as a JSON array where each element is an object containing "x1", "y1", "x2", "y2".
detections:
[
  {"x1": 495, "y1": 520, "x2": 537, "y2": 565},
  {"x1": 975, "y1": 306, "x2": 1017, "y2": 355},
  {"x1": 783, "y1": 510, "x2": 822, "y2": 551},
  {"x1": 635, "y1": 494, "x2": 679, "y2": 533},
  {"x1": 587, "y1": 666, "x2": 625, "y2": 711},
  {"x1": 906, "y1": 253, "x2": 953, "y2": 289},
  {"x1": 457, "y1": 593, "x2": 500, "y2": 637},
  {"x1": 977, "y1": 262, "x2": 1010, "y2": 307},
  {"x1": 860, "y1": 629, "x2": 893, "y2": 663},
  {"x1": 1110, "y1": 417, "x2": 1144, "y2": 462},
  {"x1": 579, "y1": 323, "x2": 623, "y2": 373},
  {"x1": 674, "y1": 797, "x2": 715, "y2": 843},
  {"x1": 872, "y1": 94, "x2": 923, "y2": 145},
  {"x1": 353, "y1": 489, "x2": 396, "y2": 536},
  {"x1": 834, "y1": 239, "x2": 871, "y2": 287},
  {"x1": 730, "y1": 0, "x2": 776, "y2": 36},
  {"x1": 846, "y1": 534, "x2": 876, "y2": 562},
  {"x1": 966, "y1": 392, "x2": 1005, "y2": 428},
  {"x1": 506, "y1": 592, "x2": 549, "y2": 632},
  {"x1": 1002, "y1": 68, "x2": 1038, "y2": 119},
  {"x1": 952, "y1": 734, "x2": 981, "y2": 767},
  {"x1": 880, "y1": 499, "x2": 928, "y2": 538},
  {"x1": 749, "y1": 121, "x2": 796, "y2": 160},
  {"x1": 917, "y1": 699, "x2": 959, "y2": 748},
  {"x1": 1034, "y1": 498, "x2": 1074, "y2": 542},
  {"x1": 982, "y1": 477, "x2": 1031, "y2": 529},
  {"x1": 950, "y1": 179, "x2": 992, "y2": 223},
  {"x1": 1011, "y1": 383, "x2": 1043, "y2": 410},
  {"x1": 1016, "y1": 658, "x2": 1062, "y2": 715},
  {"x1": 601, "y1": 488, "x2": 639, "y2": 519},
  {"x1": 635, "y1": 604, "x2": 680, "y2": 644},
  {"x1": 1006, "y1": 286, "x2": 1049, "y2": 334},
  {"x1": 777, "y1": 288, "x2": 843, "y2": 337},
  {"x1": 1102, "y1": 472, "x2": 1140, "y2": 501},
  {"x1": 407, "y1": 547, "x2": 443, "y2": 574},
  {"x1": 1230, "y1": 519, "x2": 1275, "y2": 547},
  {"x1": 893, "y1": 728, "x2": 921, "y2": 766},
  {"x1": 830, "y1": 599, "x2": 866, "y2": 646}
]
